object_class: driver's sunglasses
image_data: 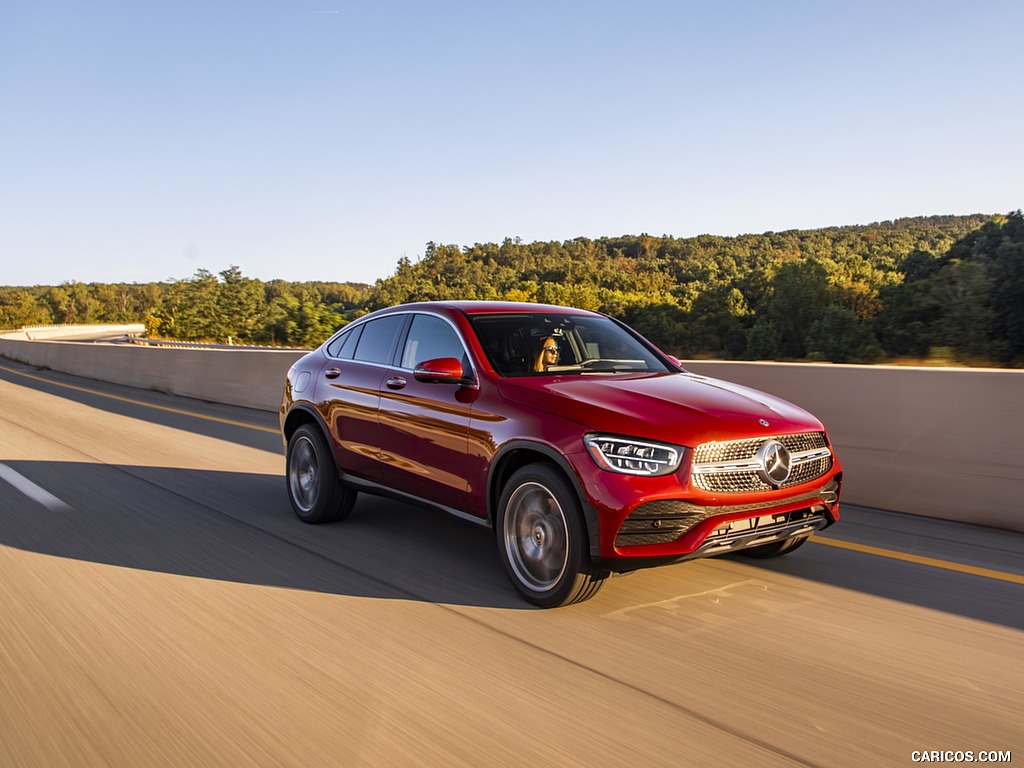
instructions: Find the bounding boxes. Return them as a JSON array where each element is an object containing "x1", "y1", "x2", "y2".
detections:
[{"x1": 544, "y1": 346, "x2": 558, "y2": 353}]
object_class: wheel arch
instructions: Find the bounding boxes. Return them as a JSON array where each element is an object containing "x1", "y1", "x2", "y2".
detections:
[
  {"x1": 283, "y1": 403, "x2": 331, "y2": 444},
  {"x1": 487, "y1": 441, "x2": 601, "y2": 556}
]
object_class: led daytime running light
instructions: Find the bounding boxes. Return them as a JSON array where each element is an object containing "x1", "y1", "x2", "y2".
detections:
[{"x1": 584, "y1": 435, "x2": 683, "y2": 476}]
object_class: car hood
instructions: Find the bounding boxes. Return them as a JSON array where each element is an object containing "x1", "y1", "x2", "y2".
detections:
[{"x1": 496, "y1": 372, "x2": 825, "y2": 446}]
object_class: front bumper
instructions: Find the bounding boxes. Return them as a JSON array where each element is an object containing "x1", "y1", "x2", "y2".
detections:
[{"x1": 573, "y1": 450, "x2": 842, "y2": 570}]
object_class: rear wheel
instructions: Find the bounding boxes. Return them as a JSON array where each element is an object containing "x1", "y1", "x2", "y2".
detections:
[
  {"x1": 497, "y1": 464, "x2": 606, "y2": 607},
  {"x1": 737, "y1": 535, "x2": 808, "y2": 559},
  {"x1": 286, "y1": 424, "x2": 356, "y2": 523}
]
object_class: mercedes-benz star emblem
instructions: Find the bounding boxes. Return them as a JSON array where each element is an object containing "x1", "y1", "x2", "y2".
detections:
[{"x1": 756, "y1": 440, "x2": 792, "y2": 487}]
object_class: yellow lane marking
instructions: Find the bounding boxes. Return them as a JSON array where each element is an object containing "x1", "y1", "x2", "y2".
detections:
[
  {"x1": 813, "y1": 536, "x2": 1024, "y2": 585},
  {"x1": 0, "y1": 362, "x2": 279, "y2": 434}
]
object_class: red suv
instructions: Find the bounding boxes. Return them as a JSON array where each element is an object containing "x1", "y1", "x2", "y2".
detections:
[{"x1": 281, "y1": 302, "x2": 842, "y2": 607}]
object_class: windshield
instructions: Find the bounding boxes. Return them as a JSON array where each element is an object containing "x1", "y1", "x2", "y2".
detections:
[{"x1": 469, "y1": 313, "x2": 672, "y2": 377}]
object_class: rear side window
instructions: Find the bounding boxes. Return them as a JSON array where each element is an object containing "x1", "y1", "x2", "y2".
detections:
[
  {"x1": 325, "y1": 325, "x2": 361, "y2": 358},
  {"x1": 400, "y1": 315, "x2": 466, "y2": 369},
  {"x1": 352, "y1": 315, "x2": 405, "y2": 364}
]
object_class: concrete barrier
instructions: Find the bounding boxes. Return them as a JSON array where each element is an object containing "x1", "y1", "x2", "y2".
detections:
[
  {"x1": 683, "y1": 361, "x2": 1023, "y2": 533},
  {"x1": 0, "y1": 333, "x2": 304, "y2": 413},
  {"x1": 2, "y1": 330, "x2": 1022, "y2": 532}
]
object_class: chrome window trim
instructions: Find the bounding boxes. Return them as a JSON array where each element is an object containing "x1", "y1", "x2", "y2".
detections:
[
  {"x1": 393, "y1": 310, "x2": 479, "y2": 388},
  {"x1": 322, "y1": 316, "x2": 371, "y2": 361}
]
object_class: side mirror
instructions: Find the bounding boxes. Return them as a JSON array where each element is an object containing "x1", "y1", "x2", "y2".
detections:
[
  {"x1": 665, "y1": 355, "x2": 685, "y2": 370},
  {"x1": 413, "y1": 357, "x2": 466, "y2": 384}
]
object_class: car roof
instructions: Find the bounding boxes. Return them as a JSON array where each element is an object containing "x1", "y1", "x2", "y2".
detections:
[{"x1": 383, "y1": 301, "x2": 602, "y2": 317}]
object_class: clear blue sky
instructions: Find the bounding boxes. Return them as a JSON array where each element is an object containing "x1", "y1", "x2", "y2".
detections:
[{"x1": 2, "y1": 0, "x2": 1021, "y2": 287}]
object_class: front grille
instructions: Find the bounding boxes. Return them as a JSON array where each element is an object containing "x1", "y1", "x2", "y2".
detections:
[
  {"x1": 788, "y1": 455, "x2": 832, "y2": 486},
  {"x1": 695, "y1": 472, "x2": 768, "y2": 494},
  {"x1": 692, "y1": 432, "x2": 827, "y2": 464},
  {"x1": 691, "y1": 432, "x2": 832, "y2": 494}
]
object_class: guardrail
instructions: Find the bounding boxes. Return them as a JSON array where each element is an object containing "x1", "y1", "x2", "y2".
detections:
[
  {"x1": 124, "y1": 337, "x2": 311, "y2": 351},
  {"x1": 1, "y1": 324, "x2": 147, "y2": 341},
  {"x1": 1, "y1": 326, "x2": 1022, "y2": 533}
]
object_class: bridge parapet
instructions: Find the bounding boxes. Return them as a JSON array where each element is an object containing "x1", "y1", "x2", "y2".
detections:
[{"x1": 1, "y1": 329, "x2": 1021, "y2": 532}]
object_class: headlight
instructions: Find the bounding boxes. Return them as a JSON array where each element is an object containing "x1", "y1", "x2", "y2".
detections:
[{"x1": 584, "y1": 434, "x2": 684, "y2": 476}]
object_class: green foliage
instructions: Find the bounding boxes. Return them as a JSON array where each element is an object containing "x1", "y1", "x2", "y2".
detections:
[
  {"x1": 688, "y1": 285, "x2": 750, "y2": 358},
  {"x1": 746, "y1": 318, "x2": 782, "y2": 360},
  {"x1": 367, "y1": 213, "x2": 1017, "y2": 365},
  {"x1": 806, "y1": 305, "x2": 883, "y2": 363},
  {"x1": 3, "y1": 212, "x2": 1022, "y2": 366},
  {"x1": 2, "y1": 269, "x2": 370, "y2": 347},
  {"x1": 257, "y1": 294, "x2": 346, "y2": 347},
  {"x1": 874, "y1": 211, "x2": 1023, "y2": 363},
  {"x1": 43, "y1": 283, "x2": 102, "y2": 324},
  {"x1": 143, "y1": 267, "x2": 369, "y2": 345},
  {"x1": 0, "y1": 288, "x2": 54, "y2": 328},
  {"x1": 760, "y1": 260, "x2": 833, "y2": 359}
]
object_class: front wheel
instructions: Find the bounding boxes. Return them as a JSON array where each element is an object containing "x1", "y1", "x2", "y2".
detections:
[
  {"x1": 286, "y1": 424, "x2": 356, "y2": 523},
  {"x1": 496, "y1": 464, "x2": 606, "y2": 608}
]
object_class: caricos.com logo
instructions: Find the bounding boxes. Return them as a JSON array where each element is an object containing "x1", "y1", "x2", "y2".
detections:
[{"x1": 911, "y1": 751, "x2": 1012, "y2": 764}]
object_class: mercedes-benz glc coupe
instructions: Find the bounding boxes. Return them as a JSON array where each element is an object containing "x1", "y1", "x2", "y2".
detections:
[{"x1": 281, "y1": 302, "x2": 842, "y2": 607}]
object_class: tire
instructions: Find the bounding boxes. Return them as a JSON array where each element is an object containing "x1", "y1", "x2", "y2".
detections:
[
  {"x1": 496, "y1": 464, "x2": 606, "y2": 608},
  {"x1": 286, "y1": 424, "x2": 356, "y2": 524},
  {"x1": 737, "y1": 535, "x2": 808, "y2": 559}
]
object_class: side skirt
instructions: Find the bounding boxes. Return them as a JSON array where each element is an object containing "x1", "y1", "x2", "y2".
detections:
[{"x1": 341, "y1": 473, "x2": 491, "y2": 528}]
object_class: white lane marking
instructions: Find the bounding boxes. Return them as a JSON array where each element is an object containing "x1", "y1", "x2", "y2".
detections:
[{"x1": 0, "y1": 463, "x2": 72, "y2": 511}]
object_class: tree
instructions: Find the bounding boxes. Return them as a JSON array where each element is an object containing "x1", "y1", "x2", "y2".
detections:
[
  {"x1": 746, "y1": 318, "x2": 781, "y2": 360},
  {"x1": 873, "y1": 280, "x2": 936, "y2": 358},
  {"x1": 174, "y1": 269, "x2": 222, "y2": 340},
  {"x1": 986, "y1": 211, "x2": 1024, "y2": 361},
  {"x1": 928, "y1": 260, "x2": 993, "y2": 357},
  {"x1": 43, "y1": 282, "x2": 100, "y2": 324},
  {"x1": 761, "y1": 260, "x2": 832, "y2": 358},
  {"x1": 689, "y1": 284, "x2": 751, "y2": 357},
  {"x1": 621, "y1": 301, "x2": 691, "y2": 356},
  {"x1": 5, "y1": 213, "x2": 1013, "y2": 363},
  {"x1": 0, "y1": 289, "x2": 53, "y2": 328},
  {"x1": 806, "y1": 305, "x2": 882, "y2": 363},
  {"x1": 217, "y1": 265, "x2": 265, "y2": 342}
]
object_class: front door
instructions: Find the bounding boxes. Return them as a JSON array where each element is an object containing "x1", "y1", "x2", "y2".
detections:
[{"x1": 376, "y1": 313, "x2": 476, "y2": 512}]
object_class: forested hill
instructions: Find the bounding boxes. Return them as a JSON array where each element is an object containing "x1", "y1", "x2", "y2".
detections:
[
  {"x1": 0, "y1": 270, "x2": 373, "y2": 349},
  {"x1": 371, "y1": 212, "x2": 1022, "y2": 365},
  {"x1": 2, "y1": 212, "x2": 1022, "y2": 365}
]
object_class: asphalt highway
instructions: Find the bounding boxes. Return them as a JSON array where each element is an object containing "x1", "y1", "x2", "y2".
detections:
[{"x1": 0, "y1": 359, "x2": 1021, "y2": 767}]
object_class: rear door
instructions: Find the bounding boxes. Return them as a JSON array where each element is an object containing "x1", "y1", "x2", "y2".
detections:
[{"x1": 316, "y1": 313, "x2": 407, "y2": 479}]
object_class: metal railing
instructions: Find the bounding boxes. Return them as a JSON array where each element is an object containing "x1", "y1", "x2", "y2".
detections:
[{"x1": 124, "y1": 337, "x2": 312, "y2": 351}]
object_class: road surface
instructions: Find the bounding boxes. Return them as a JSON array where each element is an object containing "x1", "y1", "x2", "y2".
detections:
[{"x1": 0, "y1": 359, "x2": 1020, "y2": 767}]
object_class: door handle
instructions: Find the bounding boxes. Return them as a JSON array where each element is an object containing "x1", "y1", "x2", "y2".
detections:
[
  {"x1": 386, "y1": 376, "x2": 407, "y2": 390},
  {"x1": 324, "y1": 368, "x2": 341, "y2": 380}
]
